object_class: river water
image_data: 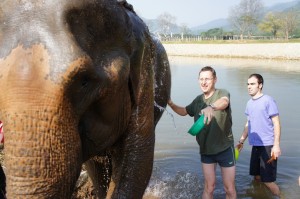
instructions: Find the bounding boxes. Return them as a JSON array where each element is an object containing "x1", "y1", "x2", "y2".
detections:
[{"x1": 144, "y1": 56, "x2": 300, "y2": 199}]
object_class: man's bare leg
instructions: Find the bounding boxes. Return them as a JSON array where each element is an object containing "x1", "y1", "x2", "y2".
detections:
[
  {"x1": 202, "y1": 163, "x2": 217, "y2": 199},
  {"x1": 264, "y1": 182, "x2": 280, "y2": 196},
  {"x1": 221, "y1": 166, "x2": 236, "y2": 199}
]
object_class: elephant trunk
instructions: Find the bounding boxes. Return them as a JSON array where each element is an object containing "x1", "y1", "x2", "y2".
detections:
[
  {"x1": 2, "y1": 102, "x2": 82, "y2": 198},
  {"x1": 0, "y1": 42, "x2": 85, "y2": 197}
]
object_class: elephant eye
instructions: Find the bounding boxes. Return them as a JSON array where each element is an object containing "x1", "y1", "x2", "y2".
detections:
[
  {"x1": 81, "y1": 77, "x2": 90, "y2": 88},
  {"x1": 87, "y1": 24, "x2": 96, "y2": 38}
]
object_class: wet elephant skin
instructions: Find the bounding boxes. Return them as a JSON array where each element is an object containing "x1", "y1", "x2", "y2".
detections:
[{"x1": 0, "y1": 0, "x2": 171, "y2": 198}]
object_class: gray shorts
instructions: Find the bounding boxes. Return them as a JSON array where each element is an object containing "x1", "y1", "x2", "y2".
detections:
[{"x1": 201, "y1": 145, "x2": 236, "y2": 167}]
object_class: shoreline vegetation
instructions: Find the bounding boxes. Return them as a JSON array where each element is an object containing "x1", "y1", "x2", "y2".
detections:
[{"x1": 162, "y1": 42, "x2": 300, "y2": 60}]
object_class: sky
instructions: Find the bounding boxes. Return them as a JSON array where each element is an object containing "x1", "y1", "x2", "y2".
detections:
[{"x1": 127, "y1": 0, "x2": 296, "y2": 27}]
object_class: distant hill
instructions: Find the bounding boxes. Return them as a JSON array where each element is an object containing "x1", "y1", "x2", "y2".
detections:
[
  {"x1": 190, "y1": 0, "x2": 300, "y2": 34},
  {"x1": 190, "y1": 18, "x2": 231, "y2": 34},
  {"x1": 141, "y1": 0, "x2": 300, "y2": 35},
  {"x1": 265, "y1": 0, "x2": 299, "y2": 12}
]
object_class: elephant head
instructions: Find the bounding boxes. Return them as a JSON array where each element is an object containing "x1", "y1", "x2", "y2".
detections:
[{"x1": 0, "y1": 0, "x2": 171, "y2": 198}]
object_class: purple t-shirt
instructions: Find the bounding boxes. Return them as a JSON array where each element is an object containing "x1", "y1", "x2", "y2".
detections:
[{"x1": 245, "y1": 94, "x2": 279, "y2": 146}]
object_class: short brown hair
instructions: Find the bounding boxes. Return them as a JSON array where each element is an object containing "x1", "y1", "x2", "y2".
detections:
[
  {"x1": 249, "y1": 73, "x2": 264, "y2": 89},
  {"x1": 199, "y1": 66, "x2": 216, "y2": 78}
]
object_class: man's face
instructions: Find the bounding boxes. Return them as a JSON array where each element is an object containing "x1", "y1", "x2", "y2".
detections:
[
  {"x1": 198, "y1": 71, "x2": 216, "y2": 94},
  {"x1": 247, "y1": 76, "x2": 262, "y2": 97}
]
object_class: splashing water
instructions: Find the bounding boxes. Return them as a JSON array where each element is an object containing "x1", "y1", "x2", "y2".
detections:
[
  {"x1": 154, "y1": 101, "x2": 176, "y2": 129},
  {"x1": 144, "y1": 170, "x2": 202, "y2": 199}
]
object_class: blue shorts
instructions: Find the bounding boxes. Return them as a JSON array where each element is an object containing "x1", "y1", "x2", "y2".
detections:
[
  {"x1": 201, "y1": 146, "x2": 236, "y2": 167},
  {"x1": 250, "y1": 146, "x2": 277, "y2": 182}
]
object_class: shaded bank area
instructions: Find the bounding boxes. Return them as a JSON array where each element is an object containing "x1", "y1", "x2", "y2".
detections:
[{"x1": 163, "y1": 43, "x2": 300, "y2": 60}]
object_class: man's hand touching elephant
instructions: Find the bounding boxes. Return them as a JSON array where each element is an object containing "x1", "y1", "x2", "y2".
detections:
[{"x1": 167, "y1": 98, "x2": 188, "y2": 116}]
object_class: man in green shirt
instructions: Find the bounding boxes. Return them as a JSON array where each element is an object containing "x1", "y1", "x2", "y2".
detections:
[{"x1": 168, "y1": 66, "x2": 236, "y2": 199}]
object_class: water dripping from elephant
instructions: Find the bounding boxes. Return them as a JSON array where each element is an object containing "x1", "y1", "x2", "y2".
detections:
[{"x1": 154, "y1": 101, "x2": 176, "y2": 129}]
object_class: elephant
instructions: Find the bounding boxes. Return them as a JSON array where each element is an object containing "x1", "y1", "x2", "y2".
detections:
[{"x1": 0, "y1": 0, "x2": 171, "y2": 198}]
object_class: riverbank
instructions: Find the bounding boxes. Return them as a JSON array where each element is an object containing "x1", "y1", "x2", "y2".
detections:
[
  {"x1": 163, "y1": 43, "x2": 300, "y2": 60},
  {"x1": 166, "y1": 56, "x2": 300, "y2": 74}
]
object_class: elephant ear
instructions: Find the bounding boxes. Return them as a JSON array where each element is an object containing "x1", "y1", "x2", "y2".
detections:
[
  {"x1": 126, "y1": 12, "x2": 154, "y2": 108},
  {"x1": 128, "y1": 45, "x2": 145, "y2": 107}
]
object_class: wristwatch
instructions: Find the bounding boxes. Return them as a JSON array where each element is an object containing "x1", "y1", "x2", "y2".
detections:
[{"x1": 208, "y1": 103, "x2": 215, "y2": 110}]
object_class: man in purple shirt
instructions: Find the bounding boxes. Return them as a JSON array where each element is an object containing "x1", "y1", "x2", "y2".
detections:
[{"x1": 237, "y1": 73, "x2": 281, "y2": 196}]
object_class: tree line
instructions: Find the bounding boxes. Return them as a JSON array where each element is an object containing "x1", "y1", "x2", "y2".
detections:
[
  {"x1": 229, "y1": 0, "x2": 300, "y2": 40},
  {"x1": 146, "y1": 0, "x2": 300, "y2": 41}
]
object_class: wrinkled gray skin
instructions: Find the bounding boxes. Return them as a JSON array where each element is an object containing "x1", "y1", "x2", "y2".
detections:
[{"x1": 0, "y1": 0, "x2": 171, "y2": 198}]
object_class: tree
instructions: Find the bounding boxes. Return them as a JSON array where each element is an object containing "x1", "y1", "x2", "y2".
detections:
[
  {"x1": 229, "y1": 0, "x2": 264, "y2": 40},
  {"x1": 179, "y1": 23, "x2": 191, "y2": 36},
  {"x1": 258, "y1": 12, "x2": 281, "y2": 38},
  {"x1": 179, "y1": 23, "x2": 191, "y2": 40},
  {"x1": 157, "y1": 12, "x2": 177, "y2": 38},
  {"x1": 278, "y1": 9, "x2": 299, "y2": 40},
  {"x1": 201, "y1": 28, "x2": 224, "y2": 38}
]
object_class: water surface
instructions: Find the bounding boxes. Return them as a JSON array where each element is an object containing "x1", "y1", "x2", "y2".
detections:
[{"x1": 145, "y1": 56, "x2": 300, "y2": 199}]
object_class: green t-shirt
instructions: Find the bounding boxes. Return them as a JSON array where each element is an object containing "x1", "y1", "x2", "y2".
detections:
[{"x1": 186, "y1": 89, "x2": 234, "y2": 155}]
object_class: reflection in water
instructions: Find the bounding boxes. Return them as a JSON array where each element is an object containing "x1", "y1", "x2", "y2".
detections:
[{"x1": 144, "y1": 57, "x2": 300, "y2": 199}]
